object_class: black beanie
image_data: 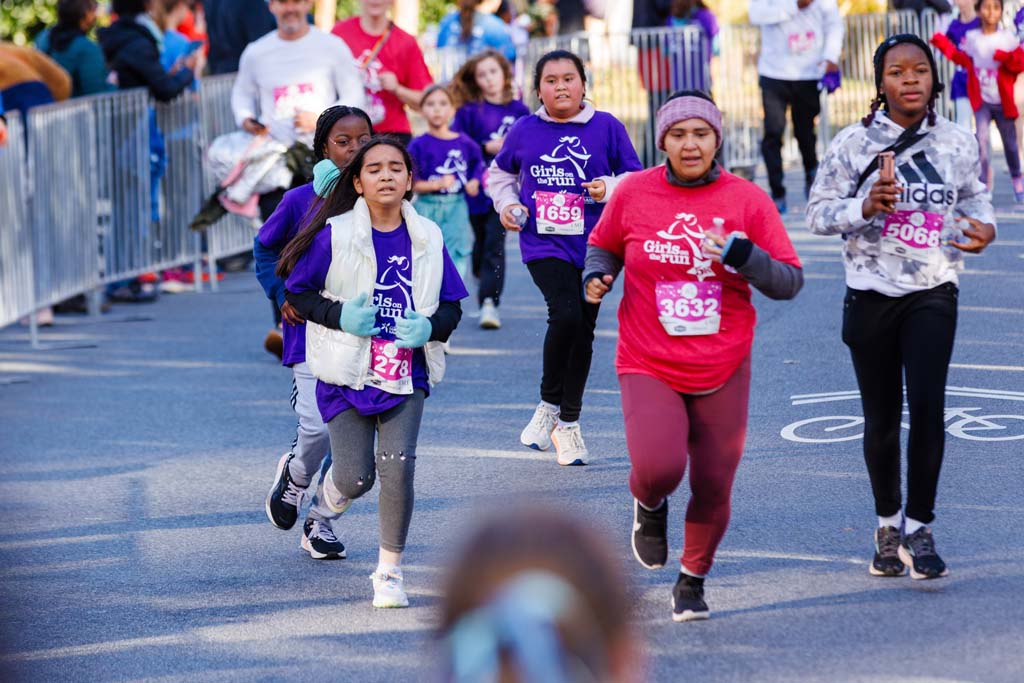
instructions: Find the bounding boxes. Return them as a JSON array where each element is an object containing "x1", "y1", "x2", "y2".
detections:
[
  {"x1": 873, "y1": 34, "x2": 945, "y2": 100},
  {"x1": 312, "y1": 106, "x2": 374, "y2": 161}
]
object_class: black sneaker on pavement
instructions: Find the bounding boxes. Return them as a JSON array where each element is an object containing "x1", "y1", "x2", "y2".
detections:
[
  {"x1": 265, "y1": 453, "x2": 305, "y2": 530},
  {"x1": 671, "y1": 573, "x2": 710, "y2": 622},
  {"x1": 631, "y1": 498, "x2": 668, "y2": 569},
  {"x1": 870, "y1": 526, "x2": 907, "y2": 577},
  {"x1": 301, "y1": 518, "x2": 346, "y2": 560},
  {"x1": 898, "y1": 526, "x2": 949, "y2": 580}
]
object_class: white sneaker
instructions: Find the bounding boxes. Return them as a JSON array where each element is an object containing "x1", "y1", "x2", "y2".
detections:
[
  {"x1": 321, "y1": 466, "x2": 353, "y2": 515},
  {"x1": 551, "y1": 423, "x2": 589, "y2": 466},
  {"x1": 371, "y1": 567, "x2": 409, "y2": 608},
  {"x1": 479, "y1": 298, "x2": 501, "y2": 329},
  {"x1": 520, "y1": 402, "x2": 559, "y2": 451}
]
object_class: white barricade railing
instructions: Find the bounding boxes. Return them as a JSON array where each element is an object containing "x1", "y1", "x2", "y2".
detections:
[
  {"x1": 27, "y1": 99, "x2": 101, "y2": 309},
  {"x1": 154, "y1": 91, "x2": 205, "y2": 280},
  {"x1": 0, "y1": 112, "x2": 35, "y2": 329}
]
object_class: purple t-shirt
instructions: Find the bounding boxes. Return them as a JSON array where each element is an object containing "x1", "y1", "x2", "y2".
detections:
[
  {"x1": 946, "y1": 17, "x2": 981, "y2": 100},
  {"x1": 408, "y1": 132, "x2": 485, "y2": 197},
  {"x1": 257, "y1": 183, "x2": 320, "y2": 366},
  {"x1": 493, "y1": 110, "x2": 642, "y2": 268},
  {"x1": 453, "y1": 99, "x2": 531, "y2": 214},
  {"x1": 285, "y1": 221, "x2": 468, "y2": 422}
]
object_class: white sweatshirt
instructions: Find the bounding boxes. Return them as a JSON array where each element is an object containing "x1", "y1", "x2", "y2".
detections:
[
  {"x1": 749, "y1": 0, "x2": 844, "y2": 81},
  {"x1": 806, "y1": 113, "x2": 995, "y2": 297},
  {"x1": 231, "y1": 27, "x2": 366, "y2": 147}
]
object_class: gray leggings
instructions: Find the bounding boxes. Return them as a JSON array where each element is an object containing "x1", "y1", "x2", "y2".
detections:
[
  {"x1": 975, "y1": 102, "x2": 1021, "y2": 182},
  {"x1": 325, "y1": 390, "x2": 424, "y2": 553}
]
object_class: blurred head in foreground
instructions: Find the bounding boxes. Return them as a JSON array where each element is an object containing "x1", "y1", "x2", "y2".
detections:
[{"x1": 439, "y1": 508, "x2": 641, "y2": 683}]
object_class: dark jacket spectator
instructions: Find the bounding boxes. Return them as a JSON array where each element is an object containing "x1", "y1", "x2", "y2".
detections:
[
  {"x1": 98, "y1": 1, "x2": 194, "y2": 101},
  {"x1": 204, "y1": 0, "x2": 276, "y2": 74},
  {"x1": 890, "y1": 0, "x2": 952, "y2": 13},
  {"x1": 35, "y1": 0, "x2": 115, "y2": 97},
  {"x1": 632, "y1": 0, "x2": 671, "y2": 28}
]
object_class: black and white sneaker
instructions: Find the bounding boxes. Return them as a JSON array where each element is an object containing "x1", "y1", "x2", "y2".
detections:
[
  {"x1": 265, "y1": 453, "x2": 305, "y2": 530},
  {"x1": 301, "y1": 518, "x2": 346, "y2": 560},
  {"x1": 870, "y1": 526, "x2": 907, "y2": 577},
  {"x1": 631, "y1": 498, "x2": 668, "y2": 569},
  {"x1": 898, "y1": 526, "x2": 949, "y2": 580},
  {"x1": 671, "y1": 573, "x2": 710, "y2": 622}
]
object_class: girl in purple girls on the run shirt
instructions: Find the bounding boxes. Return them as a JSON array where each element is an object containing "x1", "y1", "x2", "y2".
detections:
[
  {"x1": 253, "y1": 106, "x2": 373, "y2": 560},
  {"x1": 408, "y1": 85, "x2": 484, "y2": 281},
  {"x1": 451, "y1": 49, "x2": 531, "y2": 330},
  {"x1": 489, "y1": 49, "x2": 642, "y2": 467},
  {"x1": 278, "y1": 137, "x2": 467, "y2": 609}
]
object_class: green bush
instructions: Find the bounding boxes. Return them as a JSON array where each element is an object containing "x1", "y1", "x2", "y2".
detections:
[{"x1": 0, "y1": 0, "x2": 57, "y2": 45}]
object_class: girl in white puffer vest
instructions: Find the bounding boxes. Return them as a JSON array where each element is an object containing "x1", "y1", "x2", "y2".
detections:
[{"x1": 278, "y1": 136, "x2": 468, "y2": 609}]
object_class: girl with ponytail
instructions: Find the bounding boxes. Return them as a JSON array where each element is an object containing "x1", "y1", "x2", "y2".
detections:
[
  {"x1": 253, "y1": 105, "x2": 372, "y2": 560},
  {"x1": 808, "y1": 34, "x2": 996, "y2": 582},
  {"x1": 280, "y1": 136, "x2": 468, "y2": 609}
]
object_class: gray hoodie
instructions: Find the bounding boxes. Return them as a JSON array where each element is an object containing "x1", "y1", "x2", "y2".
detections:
[{"x1": 806, "y1": 112, "x2": 994, "y2": 296}]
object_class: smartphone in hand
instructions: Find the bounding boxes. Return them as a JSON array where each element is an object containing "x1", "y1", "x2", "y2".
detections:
[{"x1": 879, "y1": 151, "x2": 895, "y2": 181}]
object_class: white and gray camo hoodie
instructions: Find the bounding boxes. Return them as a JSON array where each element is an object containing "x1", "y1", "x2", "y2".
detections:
[{"x1": 806, "y1": 112, "x2": 995, "y2": 297}]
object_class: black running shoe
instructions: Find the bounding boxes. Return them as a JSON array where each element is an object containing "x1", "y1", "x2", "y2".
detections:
[
  {"x1": 301, "y1": 518, "x2": 346, "y2": 560},
  {"x1": 898, "y1": 526, "x2": 949, "y2": 580},
  {"x1": 265, "y1": 453, "x2": 305, "y2": 530},
  {"x1": 671, "y1": 573, "x2": 710, "y2": 622},
  {"x1": 631, "y1": 498, "x2": 668, "y2": 569},
  {"x1": 870, "y1": 526, "x2": 907, "y2": 577}
]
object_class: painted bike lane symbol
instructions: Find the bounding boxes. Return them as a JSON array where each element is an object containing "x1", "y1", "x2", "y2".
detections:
[{"x1": 780, "y1": 386, "x2": 1024, "y2": 443}]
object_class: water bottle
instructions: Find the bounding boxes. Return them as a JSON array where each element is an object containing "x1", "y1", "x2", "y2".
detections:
[
  {"x1": 511, "y1": 207, "x2": 527, "y2": 228},
  {"x1": 940, "y1": 213, "x2": 967, "y2": 263}
]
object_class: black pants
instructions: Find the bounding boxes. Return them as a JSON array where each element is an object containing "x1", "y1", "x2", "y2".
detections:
[
  {"x1": 526, "y1": 258, "x2": 600, "y2": 423},
  {"x1": 760, "y1": 76, "x2": 820, "y2": 199},
  {"x1": 842, "y1": 283, "x2": 958, "y2": 524},
  {"x1": 470, "y1": 209, "x2": 506, "y2": 306}
]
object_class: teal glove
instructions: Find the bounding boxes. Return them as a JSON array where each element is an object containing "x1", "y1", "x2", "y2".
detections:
[
  {"x1": 340, "y1": 292, "x2": 380, "y2": 337},
  {"x1": 394, "y1": 309, "x2": 432, "y2": 349}
]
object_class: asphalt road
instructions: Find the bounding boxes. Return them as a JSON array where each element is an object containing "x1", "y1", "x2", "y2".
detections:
[{"x1": 1, "y1": 174, "x2": 1022, "y2": 683}]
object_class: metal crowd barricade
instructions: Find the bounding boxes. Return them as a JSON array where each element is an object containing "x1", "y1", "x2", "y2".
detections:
[
  {"x1": 154, "y1": 92, "x2": 204, "y2": 281},
  {"x1": 90, "y1": 88, "x2": 153, "y2": 285},
  {"x1": 0, "y1": 112, "x2": 35, "y2": 330},
  {"x1": 199, "y1": 73, "x2": 260, "y2": 290},
  {"x1": 27, "y1": 99, "x2": 100, "y2": 310}
]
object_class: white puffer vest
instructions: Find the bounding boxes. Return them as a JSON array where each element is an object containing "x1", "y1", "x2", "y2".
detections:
[{"x1": 305, "y1": 198, "x2": 447, "y2": 390}]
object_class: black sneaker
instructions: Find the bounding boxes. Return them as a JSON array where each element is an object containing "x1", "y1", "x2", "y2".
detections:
[
  {"x1": 265, "y1": 453, "x2": 305, "y2": 530},
  {"x1": 671, "y1": 573, "x2": 710, "y2": 622},
  {"x1": 898, "y1": 526, "x2": 949, "y2": 580},
  {"x1": 870, "y1": 526, "x2": 907, "y2": 577},
  {"x1": 301, "y1": 518, "x2": 346, "y2": 560},
  {"x1": 631, "y1": 498, "x2": 668, "y2": 569}
]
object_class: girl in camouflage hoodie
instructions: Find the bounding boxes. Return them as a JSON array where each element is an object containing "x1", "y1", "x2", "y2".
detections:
[{"x1": 807, "y1": 34, "x2": 996, "y2": 581}]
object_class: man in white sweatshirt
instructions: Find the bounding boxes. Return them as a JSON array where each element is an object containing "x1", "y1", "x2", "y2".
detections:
[
  {"x1": 750, "y1": 0, "x2": 844, "y2": 213},
  {"x1": 231, "y1": 0, "x2": 365, "y2": 219}
]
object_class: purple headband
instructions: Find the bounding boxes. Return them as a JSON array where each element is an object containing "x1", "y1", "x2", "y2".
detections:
[{"x1": 656, "y1": 96, "x2": 723, "y2": 151}]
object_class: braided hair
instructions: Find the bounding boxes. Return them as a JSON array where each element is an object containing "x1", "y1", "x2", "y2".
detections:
[
  {"x1": 863, "y1": 33, "x2": 944, "y2": 127},
  {"x1": 312, "y1": 106, "x2": 374, "y2": 161}
]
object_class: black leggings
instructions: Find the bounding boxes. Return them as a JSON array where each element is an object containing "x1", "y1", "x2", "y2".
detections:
[
  {"x1": 842, "y1": 283, "x2": 958, "y2": 524},
  {"x1": 526, "y1": 258, "x2": 600, "y2": 423},
  {"x1": 470, "y1": 209, "x2": 506, "y2": 306},
  {"x1": 760, "y1": 76, "x2": 821, "y2": 199}
]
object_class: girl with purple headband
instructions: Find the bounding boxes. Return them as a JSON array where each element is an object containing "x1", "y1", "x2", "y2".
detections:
[{"x1": 586, "y1": 90, "x2": 803, "y2": 622}]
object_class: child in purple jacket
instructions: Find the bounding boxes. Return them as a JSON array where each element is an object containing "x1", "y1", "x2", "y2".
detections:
[
  {"x1": 452, "y1": 49, "x2": 531, "y2": 330},
  {"x1": 253, "y1": 106, "x2": 373, "y2": 560}
]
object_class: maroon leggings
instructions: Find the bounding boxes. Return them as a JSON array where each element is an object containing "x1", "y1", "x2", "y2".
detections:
[{"x1": 620, "y1": 356, "x2": 751, "y2": 576}]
